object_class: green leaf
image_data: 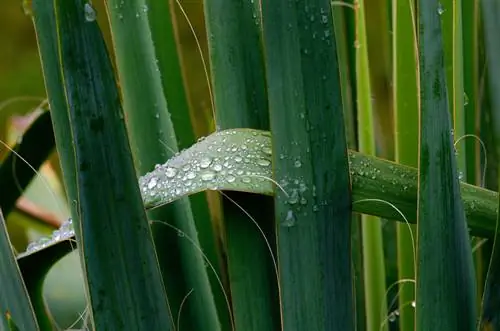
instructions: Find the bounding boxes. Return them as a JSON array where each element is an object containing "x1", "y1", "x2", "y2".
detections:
[
  {"x1": 203, "y1": 0, "x2": 279, "y2": 328},
  {"x1": 104, "y1": 0, "x2": 221, "y2": 328},
  {"x1": 0, "y1": 110, "x2": 55, "y2": 217},
  {"x1": 260, "y1": 1, "x2": 353, "y2": 329},
  {"x1": 479, "y1": 1, "x2": 500, "y2": 329},
  {"x1": 393, "y1": 0, "x2": 418, "y2": 329},
  {"x1": 0, "y1": 210, "x2": 40, "y2": 331},
  {"x1": 416, "y1": 1, "x2": 476, "y2": 329},
  {"x1": 53, "y1": 0, "x2": 173, "y2": 328},
  {"x1": 141, "y1": 129, "x2": 498, "y2": 235},
  {"x1": 17, "y1": 236, "x2": 75, "y2": 330},
  {"x1": 355, "y1": 1, "x2": 388, "y2": 329}
]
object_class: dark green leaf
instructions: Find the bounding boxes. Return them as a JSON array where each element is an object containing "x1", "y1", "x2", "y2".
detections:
[
  {"x1": 416, "y1": 1, "x2": 476, "y2": 329},
  {"x1": 53, "y1": 0, "x2": 173, "y2": 328}
]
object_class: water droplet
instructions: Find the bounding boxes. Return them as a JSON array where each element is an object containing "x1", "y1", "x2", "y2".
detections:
[
  {"x1": 200, "y1": 157, "x2": 212, "y2": 168},
  {"x1": 282, "y1": 210, "x2": 297, "y2": 227},
  {"x1": 226, "y1": 175, "x2": 236, "y2": 183},
  {"x1": 148, "y1": 177, "x2": 158, "y2": 189},
  {"x1": 165, "y1": 167, "x2": 177, "y2": 178},
  {"x1": 288, "y1": 190, "x2": 299, "y2": 204},
  {"x1": 187, "y1": 172, "x2": 196, "y2": 180},
  {"x1": 262, "y1": 146, "x2": 272, "y2": 155},
  {"x1": 241, "y1": 177, "x2": 251, "y2": 183},
  {"x1": 294, "y1": 160, "x2": 302, "y2": 168},
  {"x1": 177, "y1": 230, "x2": 185, "y2": 237},
  {"x1": 201, "y1": 171, "x2": 215, "y2": 181},
  {"x1": 388, "y1": 311, "x2": 398, "y2": 322},
  {"x1": 411, "y1": 301, "x2": 416, "y2": 308},
  {"x1": 257, "y1": 159, "x2": 271, "y2": 167},
  {"x1": 463, "y1": 92, "x2": 469, "y2": 106},
  {"x1": 321, "y1": 15, "x2": 328, "y2": 23},
  {"x1": 84, "y1": 3, "x2": 97, "y2": 22},
  {"x1": 437, "y1": 2, "x2": 445, "y2": 15},
  {"x1": 235, "y1": 156, "x2": 243, "y2": 163},
  {"x1": 213, "y1": 164, "x2": 222, "y2": 172}
]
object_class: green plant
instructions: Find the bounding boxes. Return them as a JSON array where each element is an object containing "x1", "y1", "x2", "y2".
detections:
[{"x1": 1, "y1": 0, "x2": 500, "y2": 330}]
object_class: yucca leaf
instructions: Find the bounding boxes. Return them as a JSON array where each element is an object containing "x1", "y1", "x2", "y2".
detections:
[
  {"x1": 0, "y1": 110, "x2": 54, "y2": 217},
  {"x1": 104, "y1": 0, "x2": 221, "y2": 328},
  {"x1": 203, "y1": 0, "x2": 279, "y2": 329},
  {"x1": 17, "y1": 237, "x2": 74, "y2": 331},
  {"x1": 32, "y1": 0, "x2": 79, "y2": 236},
  {"x1": 479, "y1": 1, "x2": 500, "y2": 329},
  {"x1": 0, "y1": 210, "x2": 40, "y2": 330},
  {"x1": 393, "y1": 0, "x2": 418, "y2": 329},
  {"x1": 141, "y1": 129, "x2": 498, "y2": 235},
  {"x1": 416, "y1": 0, "x2": 476, "y2": 329},
  {"x1": 53, "y1": 0, "x2": 173, "y2": 328},
  {"x1": 260, "y1": 1, "x2": 354, "y2": 329},
  {"x1": 355, "y1": 1, "x2": 388, "y2": 329}
]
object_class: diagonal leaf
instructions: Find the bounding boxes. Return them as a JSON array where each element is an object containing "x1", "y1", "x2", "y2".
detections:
[
  {"x1": 53, "y1": 0, "x2": 173, "y2": 328},
  {"x1": 0, "y1": 110, "x2": 55, "y2": 217},
  {"x1": 416, "y1": 0, "x2": 476, "y2": 330},
  {"x1": 17, "y1": 237, "x2": 75, "y2": 331},
  {"x1": 0, "y1": 210, "x2": 40, "y2": 331}
]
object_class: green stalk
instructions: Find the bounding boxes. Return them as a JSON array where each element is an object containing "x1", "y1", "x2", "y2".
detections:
[
  {"x1": 363, "y1": 0, "x2": 393, "y2": 158},
  {"x1": 261, "y1": 1, "x2": 354, "y2": 329},
  {"x1": 203, "y1": 0, "x2": 279, "y2": 330},
  {"x1": 417, "y1": 0, "x2": 476, "y2": 329},
  {"x1": 355, "y1": 1, "x2": 388, "y2": 330},
  {"x1": 393, "y1": 0, "x2": 418, "y2": 329},
  {"x1": 54, "y1": 0, "x2": 173, "y2": 327},
  {"x1": 104, "y1": 0, "x2": 220, "y2": 328}
]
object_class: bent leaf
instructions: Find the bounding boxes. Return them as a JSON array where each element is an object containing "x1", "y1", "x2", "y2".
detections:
[
  {"x1": 0, "y1": 210, "x2": 40, "y2": 330},
  {"x1": 140, "y1": 128, "x2": 497, "y2": 236}
]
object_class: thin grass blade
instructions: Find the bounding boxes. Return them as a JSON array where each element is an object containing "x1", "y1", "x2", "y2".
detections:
[{"x1": 393, "y1": 0, "x2": 418, "y2": 329}]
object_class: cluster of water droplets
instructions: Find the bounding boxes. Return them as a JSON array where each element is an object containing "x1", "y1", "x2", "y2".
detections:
[
  {"x1": 140, "y1": 129, "x2": 274, "y2": 208},
  {"x1": 23, "y1": 218, "x2": 74, "y2": 254}
]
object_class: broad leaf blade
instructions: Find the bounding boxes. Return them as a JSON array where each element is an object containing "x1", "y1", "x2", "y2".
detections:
[
  {"x1": 53, "y1": 0, "x2": 173, "y2": 328},
  {"x1": 0, "y1": 210, "x2": 40, "y2": 331},
  {"x1": 261, "y1": 1, "x2": 353, "y2": 329},
  {"x1": 203, "y1": 0, "x2": 279, "y2": 328},
  {"x1": 416, "y1": 1, "x2": 476, "y2": 330},
  {"x1": 105, "y1": 0, "x2": 221, "y2": 328}
]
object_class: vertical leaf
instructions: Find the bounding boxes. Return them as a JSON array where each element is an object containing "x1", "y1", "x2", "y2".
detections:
[
  {"x1": 261, "y1": 1, "x2": 354, "y2": 329},
  {"x1": 54, "y1": 0, "x2": 173, "y2": 328},
  {"x1": 105, "y1": 0, "x2": 221, "y2": 328},
  {"x1": 355, "y1": 1, "x2": 388, "y2": 330},
  {"x1": 393, "y1": 0, "x2": 418, "y2": 329},
  {"x1": 417, "y1": 1, "x2": 476, "y2": 330},
  {"x1": 203, "y1": 0, "x2": 279, "y2": 330},
  {"x1": 479, "y1": 1, "x2": 500, "y2": 329}
]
